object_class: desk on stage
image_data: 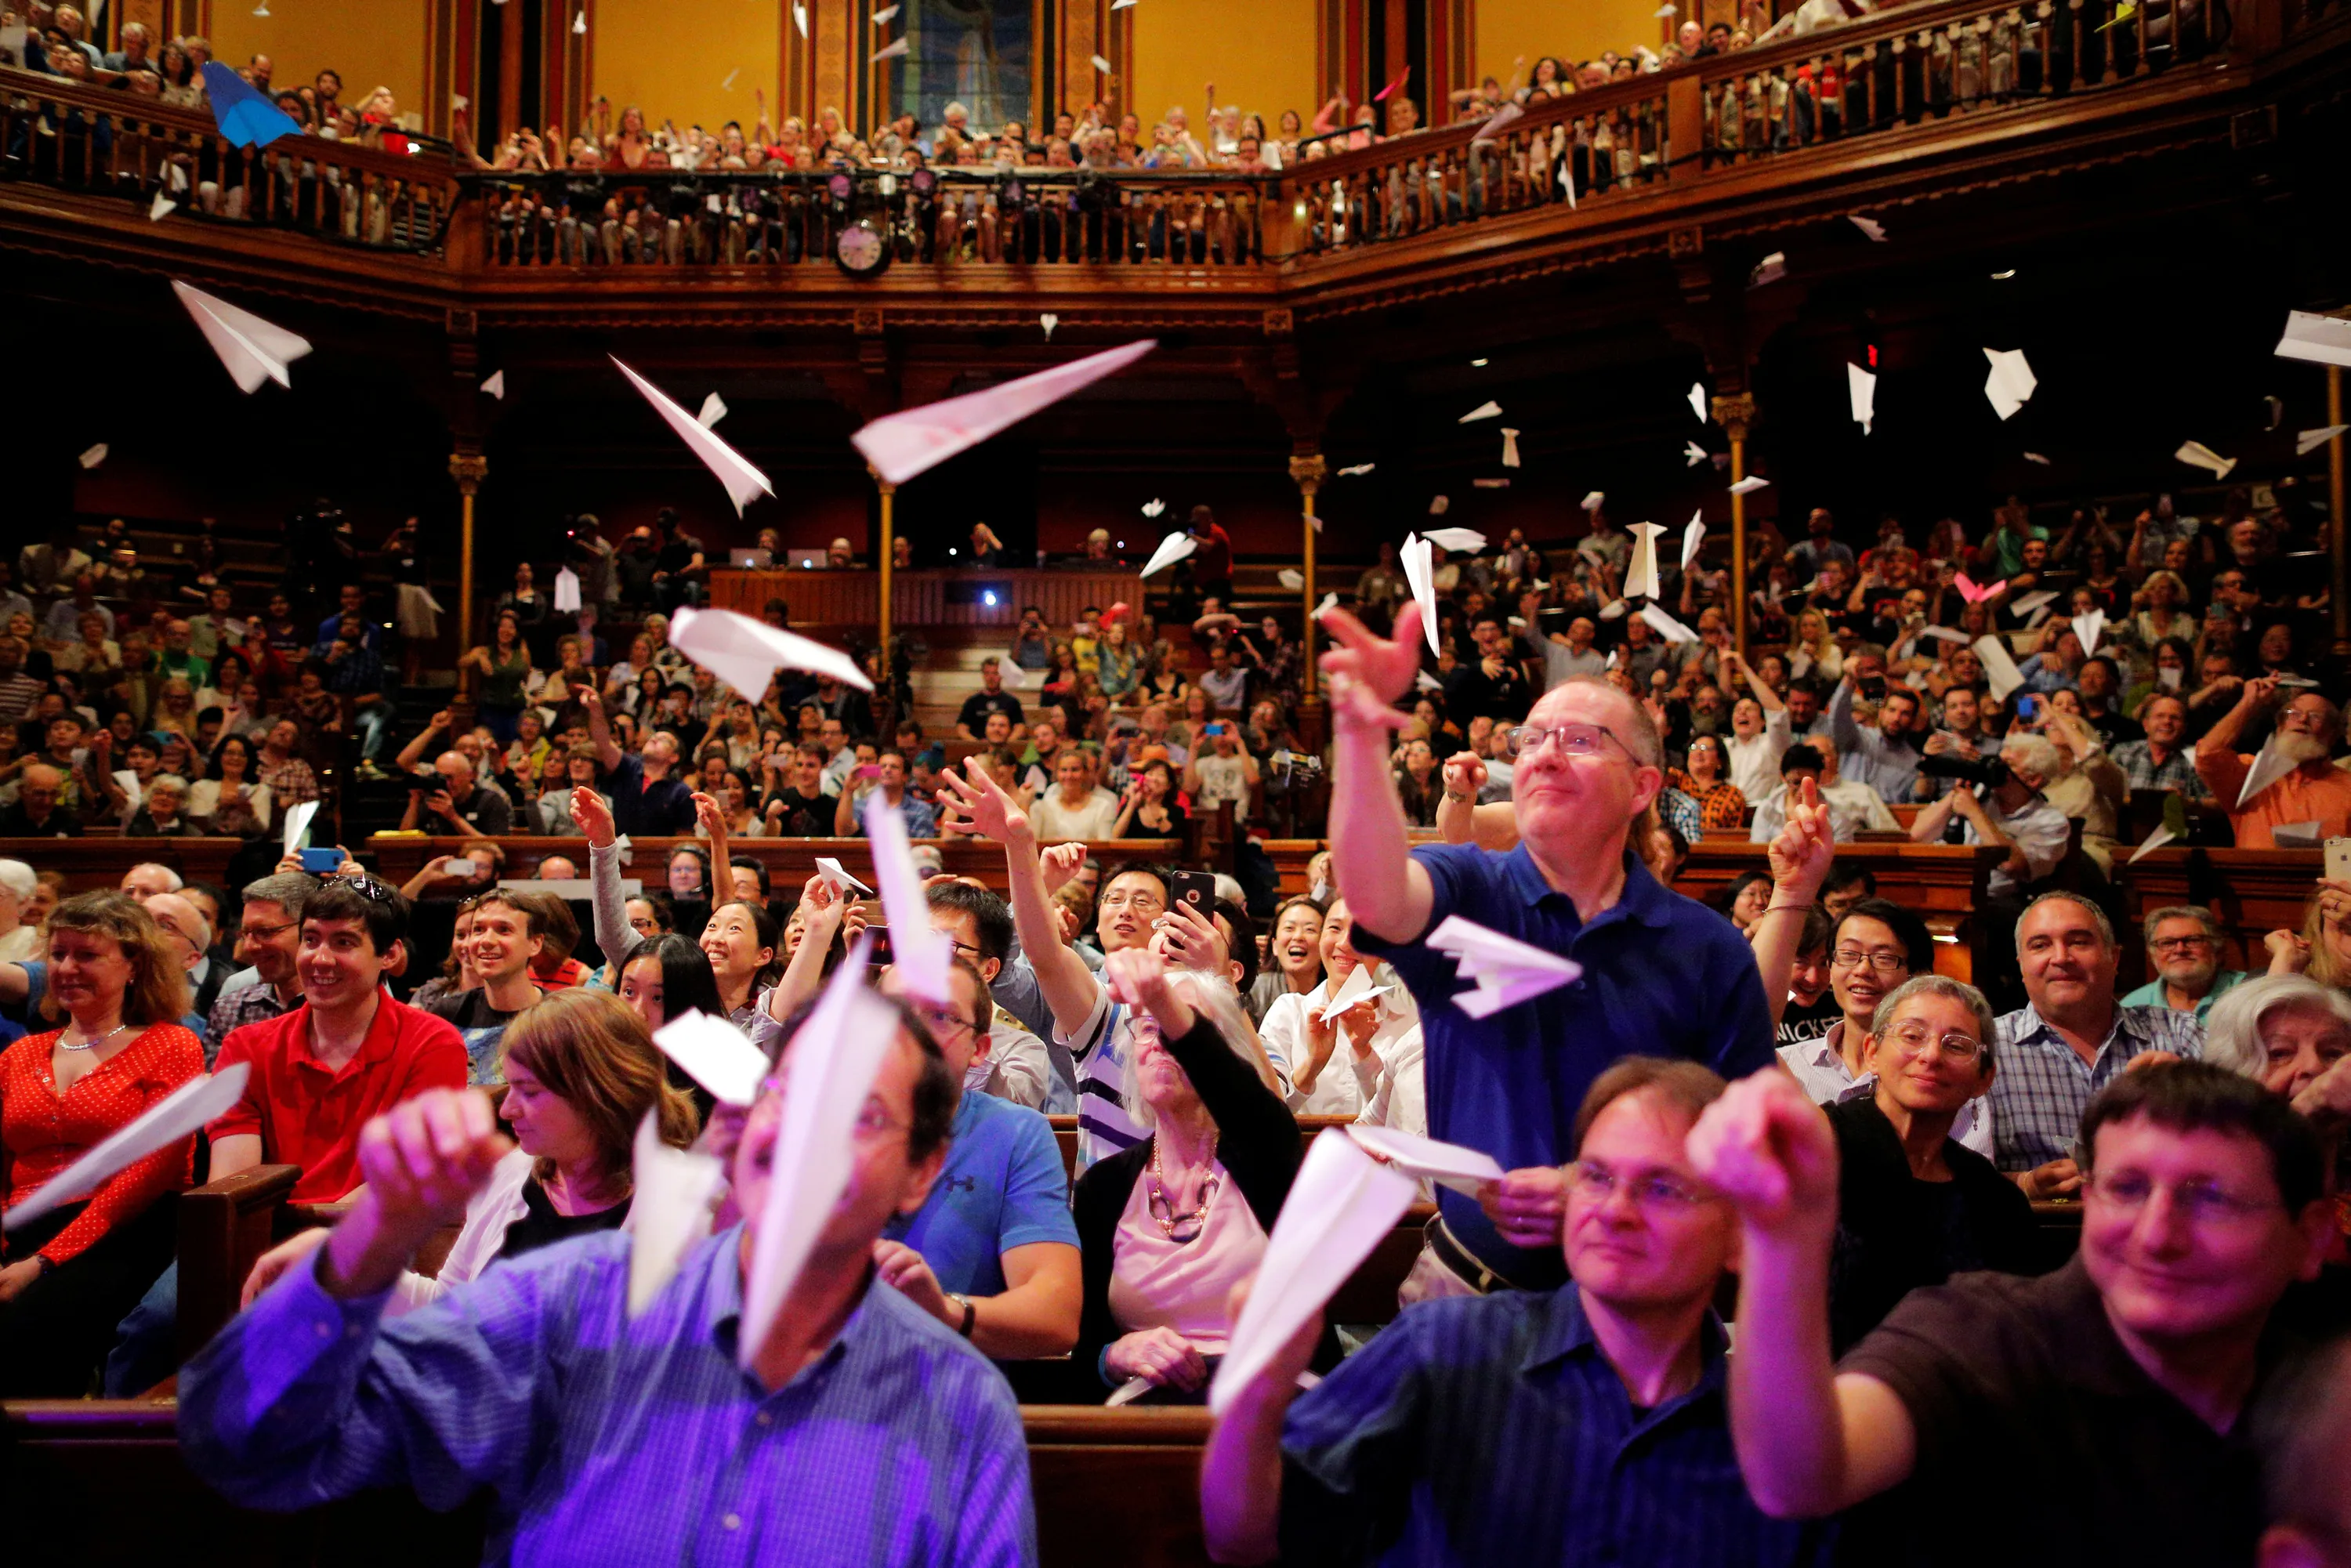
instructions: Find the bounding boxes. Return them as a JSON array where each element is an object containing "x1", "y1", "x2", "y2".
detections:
[{"x1": 709, "y1": 567, "x2": 1147, "y2": 632}]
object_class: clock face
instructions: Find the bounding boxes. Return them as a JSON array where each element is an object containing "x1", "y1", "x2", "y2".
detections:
[{"x1": 837, "y1": 222, "x2": 886, "y2": 273}]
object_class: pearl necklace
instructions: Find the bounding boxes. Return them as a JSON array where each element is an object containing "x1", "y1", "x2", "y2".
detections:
[{"x1": 59, "y1": 1021, "x2": 132, "y2": 1053}]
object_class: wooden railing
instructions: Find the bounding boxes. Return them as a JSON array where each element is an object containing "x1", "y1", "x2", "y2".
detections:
[
  {"x1": 0, "y1": 68, "x2": 455, "y2": 254},
  {"x1": 706, "y1": 567, "x2": 1147, "y2": 631}
]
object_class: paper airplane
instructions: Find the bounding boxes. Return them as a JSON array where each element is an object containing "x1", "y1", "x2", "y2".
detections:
[
  {"x1": 627, "y1": 1107, "x2": 724, "y2": 1316},
  {"x1": 552, "y1": 567, "x2": 581, "y2": 612},
  {"x1": 201, "y1": 62, "x2": 302, "y2": 148},
  {"x1": 1972, "y1": 635, "x2": 2027, "y2": 702},
  {"x1": 252, "y1": 0, "x2": 268, "y2": 12},
  {"x1": 1471, "y1": 102, "x2": 1524, "y2": 144},
  {"x1": 1683, "y1": 440, "x2": 1708, "y2": 467},
  {"x1": 873, "y1": 5, "x2": 900, "y2": 21},
  {"x1": 1920, "y1": 625, "x2": 1970, "y2": 644},
  {"x1": 1598, "y1": 599, "x2": 1628, "y2": 621},
  {"x1": 1139, "y1": 532, "x2": 1195, "y2": 578},
  {"x1": 1277, "y1": 569, "x2": 1305, "y2": 590},
  {"x1": 722, "y1": 67, "x2": 741, "y2": 90},
  {"x1": 1207, "y1": 1130, "x2": 1415, "y2": 1414},
  {"x1": 1338, "y1": 462, "x2": 1375, "y2": 476},
  {"x1": 740, "y1": 939, "x2": 898, "y2": 1370},
  {"x1": 1730, "y1": 475, "x2": 1770, "y2": 495},
  {"x1": 853, "y1": 341, "x2": 1154, "y2": 484},
  {"x1": 2175, "y1": 440, "x2": 2237, "y2": 480},
  {"x1": 481, "y1": 369, "x2": 505, "y2": 400},
  {"x1": 1428, "y1": 495, "x2": 1450, "y2": 516},
  {"x1": 1848, "y1": 362, "x2": 1876, "y2": 435},
  {"x1": 1314, "y1": 592, "x2": 1340, "y2": 617},
  {"x1": 1317, "y1": 965, "x2": 1393, "y2": 1024},
  {"x1": 1655, "y1": 1, "x2": 1678, "y2": 12},
  {"x1": 1579, "y1": 491, "x2": 1603, "y2": 514},
  {"x1": 1139, "y1": 498, "x2": 1165, "y2": 518},
  {"x1": 2237, "y1": 738, "x2": 2302, "y2": 809},
  {"x1": 2071, "y1": 610, "x2": 2106, "y2": 657},
  {"x1": 996, "y1": 661, "x2": 1027, "y2": 688},
  {"x1": 1983, "y1": 347, "x2": 2036, "y2": 421},
  {"x1": 2128, "y1": 793, "x2": 2188, "y2": 865},
  {"x1": 1112, "y1": 0, "x2": 1136, "y2": 8},
  {"x1": 150, "y1": 190, "x2": 176, "y2": 221},
  {"x1": 1640, "y1": 603, "x2": 1698, "y2": 643},
  {"x1": 614, "y1": 357, "x2": 773, "y2": 515},
  {"x1": 697, "y1": 392, "x2": 728, "y2": 428},
  {"x1": 1472, "y1": 478, "x2": 1510, "y2": 490},
  {"x1": 1749, "y1": 252, "x2": 1787, "y2": 288},
  {"x1": 1458, "y1": 401, "x2": 1502, "y2": 424},
  {"x1": 1422, "y1": 527, "x2": 1487, "y2": 554},
  {"x1": 1623, "y1": 522, "x2": 1665, "y2": 599},
  {"x1": 1849, "y1": 214, "x2": 1886, "y2": 241},
  {"x1": 873, "y1": 36, "x2": 909, "y2": 60},
  {"x1": 5, "y1": 1064, "x2": 250, "y2": 1231},
  {"x1": 172, "y1": 280, "x2": 313, "y2": 393},
  {"x1": 654, "y1": 1009, "x2": 772, "y2": 1107},
  {"x1": 2276, "y1": 310, "x2": 2351, "y2": 368},
  {"x1": 1679, "y1": 512, "x2": 1707, "y2": 570},
  {"x1": 1346, "y1": 1123, "x2": 1505, "y2": 1198},
  {"x1": 2096, "y1": 0, "x2": 2137, "y2": 28},
  {"x1": 670, "y1": 604, "x2": 872, "y2": 697},
  {"x1": 1091, "y1": 53, "x2": 1114, "y2": 73},
  {"x1": 793, "y1": 2, "x2": 807, "y2": 35},
  {"x1": 78, "y1": 443, "x2": 108, "y2": 469},
  {"x1": 574, "y1": 9, "x2": 587, "y2": 33},
  {"x1": 2008, "y1": 589, "x2": 2059, "y2": 621},
  {"x1": 281, "y1": 798, "x2": 319, "y2": 856},
  {"x1": 1414, "y1": 668, "x2": 1444, "y2": 694},
  {"x1": 1688, "y1": 382, "x2": 1708, "y2": 422},
  {"x1": 1400, "y1": 534, "x2": 1440, "y2": 654},
  {"x1": 1425, "y1": 915, "x2": 1584, "y2": 1018},
  {"x1": 864, "y1": 788, "x2": 952, "y2": 1003},
  {"x1": 2273, "y1": 820, "x2": 2324, "y2": 849},
  {"x1": 2298, "y1": 425, "x2": 2348, "y2": 456},
  {"x1": 1038, "y1": 313, "x2": 1058, "y2": 339},
  {"x1": 813, "y1": 856, "x2": 875, "y2": 896},
  {"x1": 2023, "y1": 451, "x2": 2052, "y2": 465},
  {"x1": 1374, "y1": 67, "x2": 1411, "y2": 103},
  {"x1": 1499, "y1": 428, "x2": 1520, "y2": 469},
  {"x1": 2267, "y1": 397, "x2": 2285, "y2": 431},
  {"x1": 1954, "y1": 572, "x2": 2005, "y2": 604}
]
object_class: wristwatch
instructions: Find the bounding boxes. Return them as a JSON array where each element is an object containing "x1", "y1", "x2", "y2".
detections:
[{"x1": 947, "y1": 1293, "x2": 976, "y2": 1338}]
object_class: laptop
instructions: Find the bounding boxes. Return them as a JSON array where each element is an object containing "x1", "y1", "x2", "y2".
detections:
[
  {"x1": 729, "y1": 548, "x2": 773, "y2": 569},
  {"x1": 787, "y1": 548, "x2": 829, "y2": 570}
]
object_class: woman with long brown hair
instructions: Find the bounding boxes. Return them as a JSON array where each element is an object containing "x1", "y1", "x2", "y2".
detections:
[{"x1": 0, "y1": 893, "x2": 202, "y2": 1395}]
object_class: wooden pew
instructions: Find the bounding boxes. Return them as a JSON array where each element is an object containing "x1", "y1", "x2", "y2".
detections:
[
  {"x1": 1676, "y1": 841, "x2": 2004, "y2": 979},
  {"x1": 176, "y1": 1164, "x2": 302, "y2": 1365},
  {"x1": 0, "y1": 835, "x2": 247, "y2": 894},
  {"x1": 366, "y1": 835, "x2": 1184, "y2": 895}
]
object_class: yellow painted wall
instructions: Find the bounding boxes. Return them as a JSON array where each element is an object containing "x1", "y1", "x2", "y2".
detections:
[
  {"x1": 1475, "y1": 0, "x2": 1667, "y2": 88},
  {"x1": 209, "y1": 0, "x2": 427, "y2": 123},
  {"x1": 594, "y1": 1, "x2": 780, "y2": 137},
  {"x1": 1130, "y1": 0, "x2": 1317, "y2": 136}
]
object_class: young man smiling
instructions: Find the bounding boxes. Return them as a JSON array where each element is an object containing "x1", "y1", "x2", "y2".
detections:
[{"x1": 423, "y1": 891, "x2": 545, "y2": 1085}]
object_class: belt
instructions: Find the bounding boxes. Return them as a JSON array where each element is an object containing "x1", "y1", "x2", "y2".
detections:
[{"x1": 1424, "y1": 1213, "x2": 1524, "y2": 1295}]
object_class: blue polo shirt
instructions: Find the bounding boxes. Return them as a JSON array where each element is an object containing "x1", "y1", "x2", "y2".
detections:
[
  {"x1": 1281, "y1": 1285, "x2": 1833, "y2": 1567},
  {"x1": 1351, "y1": 844, "x2": 1775, "y2": 1288},
  {"x1": 882, "y1": 1089, "x2": 1077, "y2": 1298}
]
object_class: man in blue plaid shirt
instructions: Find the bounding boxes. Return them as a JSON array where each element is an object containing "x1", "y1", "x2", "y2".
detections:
[
  {"x1": 2108, "y1": 694, "x2": 2210, "y2": 801},
  {"x1": 1989, "y1": 892, "x2": 2204, "y2": 1197}
]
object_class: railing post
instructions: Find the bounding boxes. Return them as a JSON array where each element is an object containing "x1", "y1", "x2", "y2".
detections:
[
  {"x1": 1712, "y1": 393, "x2": 1756, "y2": 658},
  {"x1": 873, "y1": 467, "x2": 897, "y2": 690},
  {"x1": 1669, "y1": 73, "x2": 1704, "y2": 178},
  {"x1": 2331, "y1": 365, "x2": 2348, "y2": 673},
  {"x1": 449, "y1": 451, "x2": 487, "y2": 695}
]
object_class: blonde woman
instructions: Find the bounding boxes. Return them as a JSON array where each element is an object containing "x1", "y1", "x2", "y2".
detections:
[{"x1": 1785, "y1": 607, "x2": 1842, "y2": 685}]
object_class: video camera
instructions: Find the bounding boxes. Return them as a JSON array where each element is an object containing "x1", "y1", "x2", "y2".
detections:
[{"x1": 1916, "y1": 751, "x2": 2011, "y2": 791}]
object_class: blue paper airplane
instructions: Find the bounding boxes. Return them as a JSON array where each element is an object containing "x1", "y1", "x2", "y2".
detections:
[{"x1": 201, "y1": 62, "x2": 302, "y2": 148}]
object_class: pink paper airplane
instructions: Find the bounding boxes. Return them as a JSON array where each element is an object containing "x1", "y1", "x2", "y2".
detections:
[
  {"x1": 853, "y1": 341, "x2": 1156, "y2": 484},
  {"x1": 1953, "y1": 572, "x2": 2007, "y2": 605}
]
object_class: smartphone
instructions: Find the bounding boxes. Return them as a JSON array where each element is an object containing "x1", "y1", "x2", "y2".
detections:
[
  {"x1": 852, "y1": 764, "x2": 884, "y2": 782},
  {"x1": 297, "y1": 847, "x2": 343, "y2": 873},
  {"x1": 867, "y1": 925, "x2": 895, "y2": 969},
  {"x1": 2015, "y1": 694, "x2": 2040, "y2": 722},
  {"x1": 1858, "y1": 675, "x2": 1888, "y2": 701},
  {"x1": 444, "y1": 856, "x2": 478, "y2": 878},
  {"x1": 1170, "y1": 870, "x2": 1216, "y2": 916},
  {"x1": 2326, "y1": 838, "x2": 2351, "y2": 885}
]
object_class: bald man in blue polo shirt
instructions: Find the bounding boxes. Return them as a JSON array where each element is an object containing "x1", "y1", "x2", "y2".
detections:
[{"x1": 1320, "y1": 602, "x2": 1777, "y2": 1296}]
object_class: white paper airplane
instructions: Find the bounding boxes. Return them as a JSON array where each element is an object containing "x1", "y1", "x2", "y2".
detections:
[
  {"x1": 1422, "y1": 527, "x2": 1487, "y2": 554},
  {"x1": 1581, "y1": 491, "x2": 1605, "y2": 512},
  {"x1": 670, "y1": 604, "x2": 873, "y2": 697},
  {"x1": 722, "y1": 67, "x2": 741, "y2": 91},
  {"x1": 864, "y1": 788, "x2": 952, "y2": 1003},
  {"x1": 873, "y1": 5, "x2": 900, "y2": 22},
  {"x1": 1473, "y1": 479, "x2": 1510, "y2": 490},
  {"x1": 740, "y1": 939, "x2": 897, "y2": 1369},
  {"x1": 1139, "y1": 497, "x2": 1164, "y2": 518},
  {"x1": 552, "y1": 567, "x2": 581, "y2": 612},
  {"x1": 1112, "y1": 0, "x2": 1136, "y2": 9},
  {"x1": 1314, "y1": 592, "x2": 1340, "y2": 617},
  {"x1": 1038, "y1": 313, "x2": 1059, "y2": 340},
  {"x1": 1414, "y1": 668, "x2": 1444, "y2": 694},
  {"x1": 1972, "y1": 635, "x2": 2027, "y2": 702},
  {"x1": 2175, "y1": 440, "x2": 2237, "y2": 480},
  {"x1": 2023, "y1": 451, "x2": 2052, "y2": 465},
  {"x1": 1920, "y1": 625, "x2": 1970, "y2": 644},
  {"x1": 997, "y1": 661, "x2": 1027, "y2": 689},
  {"x1": 1277, "y1": 569, "x2": 1305, "y2": 590},
  {"x1": 1598, "y1": 598, "x2": 1628, "y2": 621},
  {"x1": 5, "y1": 1064, "x2": 250, "y2": 1230},
  {"x1": 626, "y1": 1107, "x2": 724, "y2": 1316},
  {"x1": 1346, "y1": 1123, "x2": 1505, "y2": 1197},
  {"x1": 813, "y1": 856, "x2": 875, "y2": 896},
  {"x1": 2071, "y1": 610, "x2": 2106, "y2": 657},
  {"x1": 1624, "y1": 522, "x2": 1665, "y2": 599},
  {"x1": 2008, "y1": 589, "x2": 2059, "y2": 620},
  {"x1": 1400, "y1": 534, "x2": 1440, "y2": 654},
  {"x1": 172, "y1": 280, "x2": 313, "y2": 393},
  {"x1": 1499, "y1": 428, "x2": 1520, "y2": 469},
  {"x1": 1983, "y1": 347, "x2": 2036, "y2": 421},
  {"x1": 1848, "y1": 362, "x2": 1876, "y2": 435},
  {"x1": 1849, "y1": 214, "x2": 1886, "y2": 241},
  {"x1": 1206, "y1": 1130, "x2": 1416, "y2": 1414},
  {"x1": 1640, "y1": 603, "x2": 1699, "y2": 643},
  {"x1": 613, "y1": 357, "x2": 773, "y2": 515},
  {"x1": 1730, "y1": 475, "x2": 1770, "y2": 495},
  {"x1": 573, "y1": 9, "x2": 586, "y2": 33},
  {"x1": 853, "y1": 340, "x2": 1154, "y2": 484},
  {"x1": 1749, "y1": 252, "x2": 1786, "y2": 287},
  {"x1": 2275, "y1": 310, "x2": 2351, "y2": 368},
  {"x1": 2237, "y1": 739, "x2": 2302, "y2": 809},
  {"x1": 150, "y1": 190, "x2": 176, "y2": 221},
  {"x1": 1682, "y1": 512, "x2": 1706, "y2": 569},
  {"x1": 793, "y1": 2, "x2": 807, "y2": 36},
  {"x1": 1425, "y1": 916, "x2": 1584, "y2": 1018},
  {"x1": 1338, "y1": 462, "x2": 1375, "y2": 476},
  {"x1": 1683, "y1": 440, "x2": 1708, "y2": 467},
  {"x1": 2272, "y1": 820, "x2": 2324, "y2": 849},
  {"x1": 281, "y1": 798, "x2": 319, "y2": 856},
  {"x1": 1687, "y1": 382, "x2": 1708, "y2": 422},
  {"x1": 2298, "y1": 425, "x2": 2348, "y2": 456},
  {"x1": 1139, "y1": 531, "x2": 1195, "y2": 578},
  {"x1": 1458, "y1": 400, "x2": 1502, "y2": 423},
  {"x1": 1654, "y1": 1, "x2": 1678, "y2": 13},
  {"x1": 1091, "y1": 53, "x2": 1114, "y2": 73},
  {"x1": 1315, "y1": 964, "x2": 1390, "y2": 1024},
  {"x1": 872, "y1": 36, "x2": 908, "y2": 60},
  {"x1": 697, "y1": 392, "x2": 728, "y2": 428},
  {"x1": 481, "y1": 369, "x2": 505, "y2": 400},
  {"x1": 78, "y1": 443, "x2": 109, "y2": 469},
  {"x1": 1471, "y1": 102, "x2": 1523, "y2": 144},
  {"x1": 654, "y1": 1009, "x2": 772, "y2": 1107},
  {"x1": 1428, "y1": 495, "x2": 1450, "y2": 515}
]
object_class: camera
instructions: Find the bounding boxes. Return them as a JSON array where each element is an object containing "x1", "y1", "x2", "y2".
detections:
[{"x1": 1917, "y1": 752, "x2": 2010, "y2": 790}]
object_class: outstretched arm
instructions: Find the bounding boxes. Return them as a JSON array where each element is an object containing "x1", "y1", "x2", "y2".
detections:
[
  {"x1": 1748, "y1": 778, "x2": 1834, "y2": 1026},
  {"x1": 1319, "y1": 605, "x2": 1435, "y2": 943},
  {"x1": 937, "y1": 763, "x2": 1103, "y2": 1040}
]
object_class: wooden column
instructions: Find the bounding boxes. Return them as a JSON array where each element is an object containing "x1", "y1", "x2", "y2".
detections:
[
  {"x1": 873, "y1": 467, "x2": 897, "y2": 687},
  {"x1": 498, "y1": 0, "x2": 525, "y2": 138},
  {"x1": 450, "y1": 452, "x2": 487, "y2": 693},
  {"x1": 2331, "y1": 365, "x2": 2348, "y2": 671},
  {"x1": 1291, "y1": 451, "x2": 1327, "y2": 749},
  {"x1": 1712, "y1": 393, "x2": 1755, "y2": 657}
]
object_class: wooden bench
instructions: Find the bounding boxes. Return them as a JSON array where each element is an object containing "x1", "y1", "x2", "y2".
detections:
[
  {"x1": 366, "y1": 835, "x2": 1186, "y2": 895},
  {"x1": 2115, "y1": 846, "x2": 2323, "y2": 987},
  {"x1": 0, "y1": 835, "x2": 248, "y2": 895},
  {"x1": 1681, "y1": 842, "x2": 2004, "y2": 980}
]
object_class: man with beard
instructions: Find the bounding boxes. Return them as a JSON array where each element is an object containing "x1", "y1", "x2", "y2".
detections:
[
  {"x1": 2119, "y1": 906, "x2": 2247, "y2": 1024},
  {"x1": 2195, "y1": 679, "x2": 2351, "y2": 846}
]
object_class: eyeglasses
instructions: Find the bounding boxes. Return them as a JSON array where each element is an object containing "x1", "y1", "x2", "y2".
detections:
[
  {"x1": 1566, "y1": 1161, "x2": 1711, "y2": 1211},
  {"x1": 240, "y1": 919, "x2": 297, "y2": 942},
  {"x1": 2084, "y1": 1171, "x2": 2281, "y2": 1226},
  {"x1": 1831, "y1": 947, "x2": 1908, "y2": 975},
  {"x1": 1501, "y1": 723, "x2": 1635, "y2": 762},
  {"x1": 909, "y1": 1002, "x2": 983, "y2": 1041},
  {"x1": 1098, "y1": 891, "x2": 1166, "y2": 914},
  {"x1": 2149, "y1": 935, "x2": 2213, "y2": 953},
  {"x1": 1882, "y1": 1022, "x2": 1983, "y2": 1063}
]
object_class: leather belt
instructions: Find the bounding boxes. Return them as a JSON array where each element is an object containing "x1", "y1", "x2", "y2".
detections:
[{"x1": 1424, "y1": 1213, "x2": 1524, "y2": 1295}]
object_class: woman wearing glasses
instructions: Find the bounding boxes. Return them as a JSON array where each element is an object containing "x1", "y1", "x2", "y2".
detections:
[{"x1": 1824, "y1": 975, "x2": 2038, "y2": 1352}]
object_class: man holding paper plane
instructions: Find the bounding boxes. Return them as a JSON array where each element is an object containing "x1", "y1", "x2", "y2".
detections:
[
  {"x1": 1317, "y1": 602, "x2": 1777, "y2": 1296},
  {"x1": 1201, "y1": 1059, "x2": 1828, "y2": 1566},
  {"x1": 181, "y1": 979, "x2": 1037, "y2": 1566},
  {"x1": 2193, "y1": 678, "x2": 2351, "y2": 849}
]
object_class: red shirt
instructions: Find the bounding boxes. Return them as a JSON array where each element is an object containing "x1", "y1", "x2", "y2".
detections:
[
  {"x1": 1190, "y1": 523, "x2": 1233, "y2": 583},
  {"x1": 208, "y1": 996, "x2": 468, "y2": 1204},
  {"x1": 2, "y1": 1023, "x2": 205, "y2": 1265}
]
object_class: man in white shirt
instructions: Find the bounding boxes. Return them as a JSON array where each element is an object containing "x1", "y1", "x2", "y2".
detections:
[
  {"x1": 1749, "y1": 741, "x2": 1895, "y2": 843},
  {"x1": 1722, "y1": 672, "x2": 1793, "y2": 802},
  {"x1": 1907, "y1": 733, "x2": 2073, "y2": 900}
]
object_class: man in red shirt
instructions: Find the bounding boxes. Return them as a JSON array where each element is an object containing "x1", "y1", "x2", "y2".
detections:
[
  {"x1": 208, "y1": 878, "x2": 468, "y2": 1204},
  {"x1": 1186, "y1": 504, "x2": 1234, "y2": 603}
]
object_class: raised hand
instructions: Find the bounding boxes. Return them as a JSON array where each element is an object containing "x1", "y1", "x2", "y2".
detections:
[
  {"x1": 1683, "y1": 1070, "x2": 1838, "y2": 1237},
  {"x1": 1317, "y1": 603, "x2": 1424, "y2": 733},
  {"x1": 936, "y1": 762, "x2": 1029, "y2": 845},
  {"x1": 569, "y1": 785, "x2": 615, "y2": 847},
  {"x1": 1038, "y1": 840, "x2": 1088, "y2": 895},
  {"x1": 1766, "y1": 776, "x2": 1835, "y2": 900}
]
